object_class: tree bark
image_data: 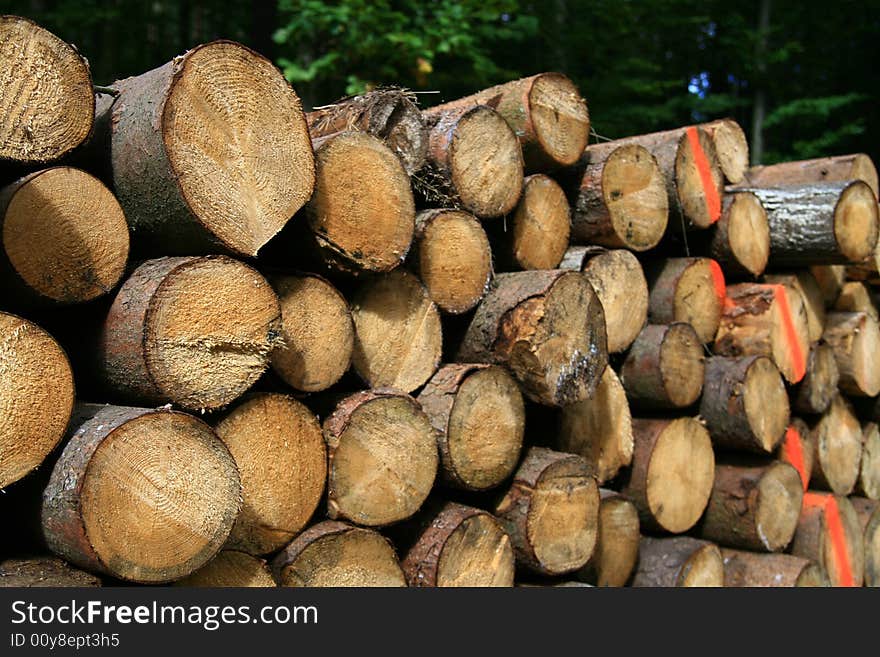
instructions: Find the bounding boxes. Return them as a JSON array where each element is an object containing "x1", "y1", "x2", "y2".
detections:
[
  {"x1": 0, "y1": 557, "x2": 101, "y2": 588},
  {"x1": 737, "y1": 153, "x2": 879, "y2": 198},
  {"x1": 632, "y1": 536, "x2": 723, "y2": 587},
  {"x1": 721, "y1": 549, "x2": 827, "y2": 587}
]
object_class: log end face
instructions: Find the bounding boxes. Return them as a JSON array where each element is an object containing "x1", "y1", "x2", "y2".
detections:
[
  {"x1": 510, "y1": 174, "x2": 571, "y2": 270},
  {"x1": 725, "y1": 191, "x2": 769, "y2": 276},
  {"x1": 528, "y1": 73, "x2": 590, "y2": 169},
  {"x1": 710, "y1": 119, "x2": 749, "y2": 184},
  {"x1": 673, "y1": 258, "x2": 724, "y2": 343},
  {"x1": 674, "y1": 128, "x2": 724, "y2": 228},
  {"x1": 833, "y1": 180, "x2": 879, "y2": 264},
  {"x1": 680, "y1": 544, "x2": 724, "y2": 587},
  {"x1": 755, "y1": 462, "x2": 805, "y2": 551},
  {"x1": 175, "y1": 551, "x2": 275, "y2": 587},
  {"x1": 659, "y1": 322, "x2": 705, "y2": 407},
  {"x1": 436, "y1": 513, "x2": 516, "y2": 587},
  {"x1": 583, "y1": 249, "x2": 649, "y2": 353},
  {"x1": 743, "y1": 356, "x2": 790, "y2": 452}
]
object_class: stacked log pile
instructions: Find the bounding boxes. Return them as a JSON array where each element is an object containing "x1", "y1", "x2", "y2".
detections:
[{"x1": 1, "y1": 14, "x2": 879, "y2": 589}]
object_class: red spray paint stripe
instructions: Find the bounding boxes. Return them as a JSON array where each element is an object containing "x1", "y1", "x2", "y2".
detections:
[
  {"x1": 708, "y1": 259, "x2": 726, "y2": 303},
  {"x1": 782, "y1": 425, "x2": 808, "y2": 491},
  {"x1": 686, "y1": 126, "x2": 722, "y2": 224},
  {"x1": 771, "y1": 284, "x2": 806, "y2": 382},
  {"x1": 824, "y1": 496, "x2": 855, "y2": 587}
]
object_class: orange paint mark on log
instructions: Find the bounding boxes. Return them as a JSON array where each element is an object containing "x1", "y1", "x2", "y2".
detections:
[
  {"x1": 686, "y1": 126, "x2": 721, "y2": 224},
  {"x1": 824, "y1": 496, "x2": 855, "y2": 587},
  {"x1": 708, "y1": 259, "x2": 726, "y2": 302},
  {"x1": 771, "y1": 284, "x2": 806, "y2": 382},
  {"x1": 783, "y1": 425, "x2": 808, "y2": 491}
]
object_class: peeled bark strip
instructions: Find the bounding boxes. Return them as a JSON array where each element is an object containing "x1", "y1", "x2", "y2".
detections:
[
  {"x1": 810, "y1": 395, "x2": 864, "y2": 495},
  {"x1": 622, "y1": 417, "x2": 715, "y2": 534},
  {"x1": 324, "y1": 390, "x2": 438, "y2": 527},
  {"x1": 457, "y1": 270, "x2": 608, "y2": 406},
  {"x1": 620, "y1": 323, "x2": 704, "y2": 410},
  {"x1": 175, "y1": 551, "x2": 275, "y2": 587},
  {"x1": 699, "y1": 462, "x2": 803, "y2": 552},
  {"x1": 402, "y1": 503, "x2": 515, "y2": 587},
  {"x1": 424, "y1": 73, "x2": 589, "y2": 172},
  {"x1": 419, "y1": 104, "x2": 523, "y2": 218},
  {"x1": 777, "y1": 419, "x2": 816, "y2": 491},
  {"x1": 648, "y1": 257, "x2": 725, "y2": 343},
  {"x1": 409, "y1": 209, "x2": 492, "y2": 314},
  {"x1": 699, "y1": 356, "x2": 789, "y2": 453},
  {"x1": 858, "y1": 423, "x2": 880, "y2": 500},
  {"x1": 99, "y1": 40, "x2": 314, "y2": 256},
  {"x1": 97, "y1": 256, "x2": 280, "y2": 411},
  {"x1": 568, "y1": 143, "x2": 668, "y2": 250},
  {"x1": 709, "y1": 192, "x2": 769, "y2": 276},
  {"x1": 738, "y1": 153, "x2": 879, "y2": 198},
  {"x1": 850, "y1": 497, "x2": 879, "y2": 586},
  {"x1": 42, "y1": 404, "x2": 241, "y2": 583},
  {"x1": 307, "y1": 131, "x2": 415, "y2": 273},
  {"x1": 632, "y1": 537, "x2": 723, "y2": 587},
  {"x1": 576, "y1": 491, "x2": 640, "y2": 587},
  {"x1": 270, "y1": 274, "x2": 353, "y2": 392},
  {"x1": 417, "y1": 364, "x2": 524, "y2": 491},
  {"x1": 792, "y1": 344, "x2": 840, "y2": 415},
  {"x1": 215, "y1": 394, "x2": 326, "y2": 555},
  {"x1": 791, "y1": 492, "x2": 864, "y2": 587},
  {"x1": 738, "y1": 182, "x2": 879, "y2": 265},
  {"x1": 701, "y1": 118, "x2": 749, "y2": 184},
  {"x1": 0, "y1": 312, "x2": 74, "y2": 489},
  {"x1": 764, "y1": 272, "x2": 826, "y2": 343},
  {"x1": 557, "y1": 367, "x2": 633, "y2": 484},
  {"x1": 494, "y1": 447, "x2": 599, "y2": 575},
  {"x1": 0, "y1": 16, "x2": 94, "y2": 164},
  {"x1": 0, "y1": 168, "x2": 129, "y2": 305},
  {"x1": 822, "y1": 311, "x2": 880, "y2": 396},
  {"x1": 350, "y1": 270, "x2": 442, "y2": 393},
  {"x1": 272, "y1": 521, "x2": 406, "y2": 587},
  {"x1": 306, "y1": 88, "x2": 427, "y2": 175},
  {"x1": 721, "y1": 549, "x2": 828, "y2": 587},
  {"x1": 497, "y1": 174, "x2": 571, "y2": 270},
  {"x1": 714, "y1": 282, "x2": 811, "y2": 384},
  {"x1": 834, "y1": 281, "x2": 879, "y2": 320}
]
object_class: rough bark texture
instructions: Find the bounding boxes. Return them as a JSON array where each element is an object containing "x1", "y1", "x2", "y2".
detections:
[
  {"x1": 721, "y1": 549, "x2": 828, "y2": 587},
  {"x1": 632, "y1": 536, "x2": 724, "y2": 587},
  {"x1": 737, "y1": 153, "x2": 879, "y2": 198},
  {"x1": 0, "y1": 557, "x2": 101, "y2": 587}
]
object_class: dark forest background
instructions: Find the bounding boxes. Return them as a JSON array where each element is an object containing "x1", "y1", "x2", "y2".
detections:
[{"x1": 2, "y1": 0, "x2": 877, "y2": 165}]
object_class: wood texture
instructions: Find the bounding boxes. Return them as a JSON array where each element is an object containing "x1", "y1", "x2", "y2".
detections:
[{"x1": 632, "y1": 536, "x2": 723, "y2": 587}]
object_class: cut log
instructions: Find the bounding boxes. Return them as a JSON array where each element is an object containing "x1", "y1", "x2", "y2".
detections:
[
  {"x1": 0, "y1": 557, "x2": 101, "y2": 588},
  {"x1": 423, "y1": 73, "x2": 589, "y2": 171},
  {"x1": 419, "y1": 104, "x2": 523, "y2": 218},
  {"x1": 777, "y1": 419, "x2": 816, "y2": 491},
  {"x1": 306, "y1": 88, "x2": 427, "y2": 175},
  {"x1": 557, "y1": 367, "x2": 633, "y2": 484},
  {"x1": 306, "y1": 131, "x2": 415, "y2": 273},
  {"x1": 834, "y1": 281, "x2": 879, "y2": 320},
  {"x1": 0, "y1": 312, "x2": 74, "y2": 489},
  {"x1": 810, "y1": 395, "x2": 864, "y2": 495},
  {"x1": 737, "y1": 153, "x2": 879, "y2": 198},
  {"x1": 0, "y1": 167, "x2": 129, "y2": 305},
  {"x1": 810, "y1": 265, "x2": 847, "y2": 305},
  {"x1": 175, "y1": 551, "x2": 275, "y2": 587},
  {"x1": 632, "y1": 537, "x2": 723, "y2": 587},
  {"x1": 0, "y1": 16, "x2": 93, "y2": 164},
  {"x1": 567, "y1": 143, "x2": 668, "y2": 250},
  {"x1": 270, "y1": 274, "x2": 353, "y2": 392},
  {"x1": 272, "y1": 521, "x2": 406, "y2": 587},
  {"x1": 401, "y1": 502, "x2": 515, "y2": 587},
  {"x1": 457, "y1": 270, "x2": 608, "y2": 406},
  {"x1": 791, "y1": 343, "x2": 839, "y2": 415},
  {"x1": 494, "y1": 447, "x2": 599, "y2": 575},
  {"x1": 857, "y1": 422, "x2": 880, "y2": 500},
  {"x1": 647, "y1": 257, "x2": 725, "y2": 343},
  {"x1": 495, "y1": 174, "x2": 570, "y2": 270},
  {"x1": 97, "y1": 256, "x2": 280, "y2": 411},
  {"x1": 822, "y1": 311, "x2": 880, "y2": 396},
  {"x1": 714, "y1": 282, "x2": 810, "y2": 383},
  {"x1": 850, "y1": 497, "x2": 879, "y2": 586},
  {"x1": 324, "y1": 389, "x2": 438, "y2": 526},
  {"x1": 620, "y1": 323, "x2": 705, "y2": 410},
  {"x1": 575, "y1": 491, "x2": 640, "y2": 587},
  {"x1": 721, "y1": 550, "x2": 828, "y2": 587},
  {"x1": 699, "y1": 355, "x2": 789, "y2": 453},
  {"x1": 764, "y1": 271, "x2": 826, "y2": 343},
  {"x1": 791, "y1": 492, "x2": 864, "y2": 587},
  {"x1": 560, "y1": 247, "x2": 648, "y2": 353},
  {"x1": 350, "y1": 270, "x2": 442, "y2": 393},
  {"x1": 409, "y1": 209, "x2": 492, "y2": 314},
  {"x1": 622, "y1": 417, "x2": 715, "y2": 533},
  {"x1": 709, "y1": 191, "x2": 769, "y2": 277},
  {"x1": 701, "y1": 119, "x2": 749, "y2": 184},
  {"x1": 417, "y1": 364, "x2": 524, "y2": 491},
  {"x1": 96, "y1": 40, "x2": 314, "y2": 256},
  {"x1": 214, "y1": 393, "x2": 326, "y2": 555},
  {"x1": 41, "y1": 404, "x2": 241, "y2": 583},
  {"x1": 698, "y1": 462, "x2": 803, "y2": 552},
  {"x1": 738, "y1": 182, "x2": 879, "y2": 265}
]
